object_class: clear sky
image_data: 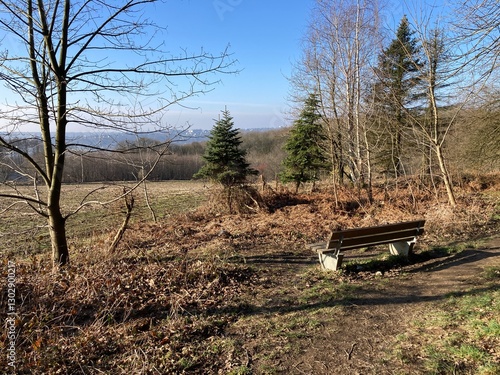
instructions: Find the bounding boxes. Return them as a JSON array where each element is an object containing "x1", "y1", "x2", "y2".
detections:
[
  {"x1": 0, "y1": 0, "x2": 449, "y2": 132},
  {"x1": 155, "y1": 0, "x2": 429, "y2": 130},
  {"x1": 155, "y1": 0, "x2": 314, "y2": 130}
]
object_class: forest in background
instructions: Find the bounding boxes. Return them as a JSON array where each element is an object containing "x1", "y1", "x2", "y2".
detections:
[{"x1": 1, "y1": 109, "x2": 498, "y2": 185}]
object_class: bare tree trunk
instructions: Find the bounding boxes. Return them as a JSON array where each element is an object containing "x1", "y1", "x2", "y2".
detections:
[
  {"x1": 294, "y1": 180, "x2": 300, "y2": 194},
  {"x1": 143, "y1": 179, "x2": 157, "y2": 223},
  {"x1": 435, "y1": 143, "x2": 456, "y2": 206},
  {"x1": 109, "y1": 194, "x2": 134, "y2": 253},
  {"x1": 364, "y1": 126, "x2": 374, "y2": 204},
  {"x1": 48, "y1": 207, "x2": 69, "y2": 266},
  {"x1": 426, "y1": 36, "x2": 457, "y2": 207}
]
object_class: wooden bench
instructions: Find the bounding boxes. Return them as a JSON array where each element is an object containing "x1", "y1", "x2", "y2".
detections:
[{"x1": 307, "y1": 220, "x2": 425, "y2": 271}]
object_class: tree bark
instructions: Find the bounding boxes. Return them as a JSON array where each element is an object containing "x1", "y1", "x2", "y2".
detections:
[
  {"x1": 48, "y1": 207, "x2": 69, "y2": 266},
  {"x1": 435, "y1": 143, "x2": 456, "y2": 207}
]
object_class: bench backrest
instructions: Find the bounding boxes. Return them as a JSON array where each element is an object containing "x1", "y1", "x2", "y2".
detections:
[{"x1": 326, "y1": 220, "x2": 425, "y2": 251}]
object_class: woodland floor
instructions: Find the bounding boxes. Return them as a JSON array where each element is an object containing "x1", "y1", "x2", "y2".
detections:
[
  {"x1": 1, "y1": 178, "x2": 499, "y2": 374},
  {"x1": 228, "y1": 236, "x2": 500, "y2": 374}
]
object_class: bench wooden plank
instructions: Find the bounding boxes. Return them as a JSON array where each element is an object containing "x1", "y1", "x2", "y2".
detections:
[
  {"x1": 309, "y1": 220, "x2": 426, "y2": 271},
  {"x1": 306, "y1": 241, "x2": 327, "y2": 250},
  {"x1": 328, "y1": 220, "x2": 425, "y2": 240},
  {"x1": 326, "y1": 227, "x2": 425, "y2": 251}
]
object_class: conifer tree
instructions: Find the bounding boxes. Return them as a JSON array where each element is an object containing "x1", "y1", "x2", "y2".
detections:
[
  {"x1": 280, "y1": 94, "x2": 329, "y2": 193},
  {"x1": 373, "y1": 15, "x2": 423, "y2": 176},
  {"x1": 194, "y1": 109, "x2": 256, "y2": 186}
]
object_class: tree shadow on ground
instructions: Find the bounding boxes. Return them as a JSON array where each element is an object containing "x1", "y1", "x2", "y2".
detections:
[
  {"x1": 408, "y1": 245, "x2": 500, "y2": 273},
  {"x1": 234, "y1": 253, "x2": 317, "y2": 266},
  {"x1": 216, "y1": 242, "x2": 500, "y2": 318}
]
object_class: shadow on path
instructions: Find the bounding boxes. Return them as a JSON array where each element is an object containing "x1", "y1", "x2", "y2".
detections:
[
  {"x1": 219, "y1": 239, "x2": 500, "y2": 319},
  {"x1": 409, "y1": 245, "x2": 500, "y2": 274}
]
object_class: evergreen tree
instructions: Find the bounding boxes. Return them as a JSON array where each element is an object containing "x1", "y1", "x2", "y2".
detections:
[
  {"x1": 373, "y1": 16, "x2": 423, "y2": 176},
  {"x1": 194, "y1": 109, "x2": 256, "y2": 186},
  {"x1": 280, "y1": 94, "x2": 329, "y2": 193}
]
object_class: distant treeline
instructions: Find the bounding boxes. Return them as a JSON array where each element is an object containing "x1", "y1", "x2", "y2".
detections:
[
  {"x1": 0, "y1": 129, "x2": 288, "y2": 183},
  {"x1": 61, "y1": 129, "x2": 287, "y2": 183},
  {"x1": 0, "y1": 118, "x2": 497, "y2": 184}
]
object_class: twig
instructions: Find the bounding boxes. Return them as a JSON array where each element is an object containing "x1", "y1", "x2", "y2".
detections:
[
  {"x1": 143, "y1": 177, "x2": 157, "y2": 222},
  {"x1": 345, "y1": 342, "x2": 357, "y2": 360},
  {"x1": 108, "y1": 191, "x2": 134, "y2": 253}
]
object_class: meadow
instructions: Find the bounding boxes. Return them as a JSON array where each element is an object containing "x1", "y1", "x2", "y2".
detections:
[{"x1": 0, "y1": 181, "x2": 207, "y2": 259}]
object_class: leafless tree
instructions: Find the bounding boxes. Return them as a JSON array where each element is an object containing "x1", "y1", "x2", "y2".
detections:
[
  {"x1": 404, "y1": 8, "x2": 472, "y2": 207},
  {"x1": 291, "y1": 0, "x2": 381, "y2": 190},
  {"x1": 0, "y1": 0, "x2": 234, "y2": 266},
  {"x1": 455, "y1": 0, "x2": 500, "y2": 79}
]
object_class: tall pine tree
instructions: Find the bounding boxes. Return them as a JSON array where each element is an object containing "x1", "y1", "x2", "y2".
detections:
[
  {"x1": 373, "y1": 16, "x2": 423, "y2": 176},
  {"x1": 280, "y1": 94, "x2": 329, "y2": 193},
  {"x1": 194, "y1": 109, "x2": 256, "y2": 186}
]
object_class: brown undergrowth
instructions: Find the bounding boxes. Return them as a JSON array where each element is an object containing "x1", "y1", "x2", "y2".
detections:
[
  {"x1": 1, "y1": 177, "x2": 499, "y2": 374},
  {"x1": 3, "y1": 254, "x2": 258, "y2": 374}
]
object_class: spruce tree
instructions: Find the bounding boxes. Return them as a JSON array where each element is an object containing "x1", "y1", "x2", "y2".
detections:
[
  {"x1": 194, "y1": 109, "x2": 256, "y2": 186},
  {"x1": 280, "y1": 94, "x2": 329, "y2": 193},
  {"x1": 373, "y1": 15, "x2": 423, "y2": 176}
]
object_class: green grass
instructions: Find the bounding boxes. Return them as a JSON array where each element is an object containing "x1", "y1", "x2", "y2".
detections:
[
  {"x1": 393, "y1": 280, "x2": 500, "y2": 374},
  {"x1": 298, "y1": 268, "x2": 358, "y2": 304},
  {"x1": 482, "y1": 266, "x2": 500, "y2": 280}
]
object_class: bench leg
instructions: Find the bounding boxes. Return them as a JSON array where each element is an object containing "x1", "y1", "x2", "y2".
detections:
[
  {"x1": 389, "y1": 238, "x2": 416, "y2": 257},
  {"x1": 318, "y1": 252, "x2": 344, "y2": 271}
]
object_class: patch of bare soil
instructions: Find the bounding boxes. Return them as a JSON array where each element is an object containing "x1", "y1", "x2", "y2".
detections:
[{"x1": 271, "y1": 237, "x2": 500, "y2": 374}]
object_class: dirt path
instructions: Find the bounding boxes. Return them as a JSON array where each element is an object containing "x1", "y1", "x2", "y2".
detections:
[
  {"x1": 239, "y1": 237, "x2": 500, "y2": 374},
  {"x1": 291, "y1": 237, "x2": 500, "y2": 374}
]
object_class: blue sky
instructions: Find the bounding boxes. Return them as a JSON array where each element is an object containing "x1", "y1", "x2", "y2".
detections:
[
  {"x1": 155, "y1": 0, "x2": 434, "y2": 130},
  {"x1": 155, "y1": 0, "x2": 314, "y2": 130},
  {"x1": 0, "y1": 0, "x2": 449, "y2": 132}
]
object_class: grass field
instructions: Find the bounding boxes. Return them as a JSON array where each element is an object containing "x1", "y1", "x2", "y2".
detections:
[{"x1": 0, "y1": 180, "x2": 207, "y2": 258}]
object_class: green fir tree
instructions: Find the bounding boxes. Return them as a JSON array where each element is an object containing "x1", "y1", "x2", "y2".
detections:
[
  {"x1": 280, "y1": 94, "x2": 329, "y2": 193},
  {"x1": 194, "y1": 109, "x2": 256, "y2": 187},
  {"x1": 373, "y1": 15, "x2": 423, "y2": 176}
]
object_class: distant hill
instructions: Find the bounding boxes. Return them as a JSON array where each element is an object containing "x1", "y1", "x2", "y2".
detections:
[{"x1": 3, "y1": 128, "x2": 276, "y2": 149}]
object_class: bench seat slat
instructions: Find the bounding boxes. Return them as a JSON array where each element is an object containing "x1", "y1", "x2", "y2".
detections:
[
  {"x1": 323, "y1": 236, "x2": 417, "y2": 253},
  {"x1": 326, "y1": 228, "x2": 424, "y2": 252},
  {"x1": 328, "y1": 220, "x2": 425, "y2": 241},
  {"x1": 307, "y1": 242, "x2": 327, "y2": 251}
]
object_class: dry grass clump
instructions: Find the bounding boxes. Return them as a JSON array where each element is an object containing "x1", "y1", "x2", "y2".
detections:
[
  {"x1": 203, "y1": 184, "x2": 268, "y2": 215},
  {"x1": 457, "y1": 171, "x2": 500, "y2": 192},
  {"x1": 1, "y1": 251, "x2": 256, "y2": 374}
]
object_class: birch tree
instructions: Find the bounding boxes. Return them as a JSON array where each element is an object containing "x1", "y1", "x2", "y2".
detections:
[
  {"x1": 406, "y1": 10, "x2": 466, "y2": 206},
  {"x1": 294, "y1": 0, "x2": 381, "y2": 186},
  {"x1": 0, "y1": 0, "x2": 234, "y2": 266}
]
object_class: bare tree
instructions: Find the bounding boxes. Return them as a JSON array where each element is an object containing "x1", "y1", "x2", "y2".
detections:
[
  {"x1": 405, "y1": 9, "x2": 472, "y2": 206},
  {"x1": 292, "y1": 0, "x2": 381, "y2": 188},
  {"x1": 0, "y1": 0, "x2": 234, "y2": 266},
  {"x1": 416, "y1": 28, "x2": 457, "y2": 206},
  {"x1": 456, "y1": 0, "x2": 500, "y2": 79}
]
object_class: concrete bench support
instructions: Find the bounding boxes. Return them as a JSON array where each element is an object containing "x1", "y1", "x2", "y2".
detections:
[
  {"x1": 318, "y1": 251, "x2": 344, "y2": 271},
  {"x1": 388, "y1": 239, "x2": 416, "y2": 257}
]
